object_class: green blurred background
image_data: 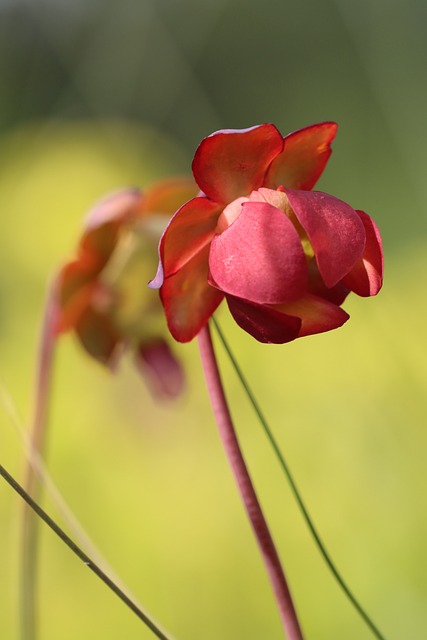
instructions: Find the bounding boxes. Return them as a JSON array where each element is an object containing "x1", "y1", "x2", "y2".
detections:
[{"x1": 0, "y1": 0, "x2": 426, "y2": 638}]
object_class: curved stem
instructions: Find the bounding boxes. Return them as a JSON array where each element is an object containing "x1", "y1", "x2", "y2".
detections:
[
  {"x1": 197, "y1": 324, "x2": 304, "y2": 640},
  {"x1": 212, "y1": 316, "x2": 387, "y2": 640},
  {"x1": 21, "y1": 280, "x2": 58, "y2": 640}
]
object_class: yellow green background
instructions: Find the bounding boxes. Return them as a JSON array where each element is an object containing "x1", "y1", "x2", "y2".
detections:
[{"x1": 0, "y1": 1, "x2": 426, "y2": 638}]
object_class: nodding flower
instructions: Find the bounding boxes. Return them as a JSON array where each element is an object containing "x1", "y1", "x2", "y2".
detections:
[
  {"x1": 56, "y1": 178, "x2": 197, "y2": 397},
  {"x1": 150, "y1": 123, "x2": 383, "y2": 344}
]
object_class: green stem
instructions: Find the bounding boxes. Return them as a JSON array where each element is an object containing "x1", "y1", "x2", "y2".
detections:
[
  {"x1": 197, "y1": 323, "x2": 304, "y2": 639},
  {"x1": 212, "y1": 316, "x2": 387, "y2": 640},
  {"x1": 2, "y1": 464, "x2": 172, "y2": 640}
]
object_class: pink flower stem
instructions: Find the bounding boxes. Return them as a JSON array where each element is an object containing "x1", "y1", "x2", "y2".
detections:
[
  {"x1": 21, "y1": 279, "x2": 59, "y2": 640},
  {"x1": 197, "y1": 323, "x2": 304, "y2": 640}
]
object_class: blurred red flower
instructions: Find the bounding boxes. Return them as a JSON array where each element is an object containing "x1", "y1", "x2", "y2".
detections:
[
  {"x1": 56, "y1": 178, "x2": 197, "y2": 396},
  {"x1": 150, "y1": 124, "x2": 383, "y2": 343}
]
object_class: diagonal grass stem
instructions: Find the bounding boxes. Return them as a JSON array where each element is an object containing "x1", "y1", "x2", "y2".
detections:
[
  {"x1": 0, "y1": 377, "x2": 166, "y2": 638},
  {"x1": 0, "y1": 463, "x2": 174, "y2": 640}
]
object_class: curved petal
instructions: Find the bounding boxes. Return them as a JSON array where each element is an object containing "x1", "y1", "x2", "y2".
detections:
[
  {"x1": 135, "y1": 338, "x2": 185, "y2": 398},
  {"x1": 286, "y1": 189, "x2": 366, "y2": 287},
  {"x1": 307, "y1": 258, "x2": 350, "y2": 306},
  {"x1": 151, "y1": 197, "x2": 223, "y2": 289},
  {"x1": 264, "y1": 122, "x2": 338, "y2": 190},
  {"x1": 209, "y1": 201, "x2": 307, "y2": 304},
  {"x1": 75, "y1": 307, "x2": 121, "y2": 367},
  {"x1": 226, "y1": 295, "x2": 301, "y2": 344},
  {"x1": 79, "y1": 222, "x2": 121, "y2": 271},
  {"x1": 55, "y1": 260, "x2": 98, "y2": 333},
  {"x1": 274, "y1": 293, "x2": 349, "y2": 337},
  {"x1": 160, "y1": 244, "x2": 224, "y2": 342},
  {"x1": 342, "y1": 210, "x2": 384, "y2": 296},
  {"x1": 139, "y1": 177, "x2": 198, "y2": 216},
  {"x1": 192, "y1": 125, "x2": 284, "y2": 204},
  {"x1": 80, "y1": 189, "x2": 142, "y2": 269},
  {"x1": 84, "y1": 188, "x2": 142, "y2": 231}
]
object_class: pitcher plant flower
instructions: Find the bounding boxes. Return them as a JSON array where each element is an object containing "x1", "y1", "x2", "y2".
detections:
[
  {"x1": 56, "y1": 177, "x2": 197, "y2": 397},
  {"x1": 150, "y1": 123, "x2": 383, "y2": 344},
  {"x1": 150, "y1": 123, "x2": 384, "y2": 639}
]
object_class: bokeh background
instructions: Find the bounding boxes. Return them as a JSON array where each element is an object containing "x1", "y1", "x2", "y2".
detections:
[{"x1": 0, "y1": 0, "x2": 426, "y2": 638}]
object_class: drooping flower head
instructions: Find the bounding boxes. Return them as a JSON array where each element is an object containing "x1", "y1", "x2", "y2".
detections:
[
  {"x1": 55, "y1": 178, "x2": 197, "y2": 396},
  {"x1": 150, "y1": 123, "x2": 383, "y2": 343}
]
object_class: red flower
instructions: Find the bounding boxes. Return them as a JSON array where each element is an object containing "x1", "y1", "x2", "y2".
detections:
[
  {"x1": 151, "y1": 123, "x2": 383, "y2": 344},
  {"x1": 56, "y1": 178, "x2": 197, "y2": 396}
]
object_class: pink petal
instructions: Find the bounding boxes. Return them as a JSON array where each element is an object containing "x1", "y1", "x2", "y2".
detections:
[
  {"x1": 84, "y1": 188, "x2": 142, "y2": 230},
  {"x1": 274, "y1": 293, "x2": 349, "y2": 337},
  {"x1": 160, "y1": 244, "x2": 224, "y2": 342},
  {"x1": 342, "y1": 210, "x2": 384, "y2": 296},
  {"x1": 80, "y1": 189, "x2": 142, "y2": 270},
  {"x1": 135, "y1": 339, "x2": 185, "y2": 398},
  {"x1": 226, "y1": 295, "x2": 301, "y2": 344},
  {"x1": 264, "y1": 122, "x2": 338, "y2": 190},
  {"x1": 209, "y1": 201, "x2": 307, "y2": 304},
  {"x1": 192, "y1": 125, "x2": 284, "y2": 204},
  {"x1": 151, "y1": 197, "x2": 223, "y2": 289},
  {"x1": 285, "y1": 189, "x2": 366, "y2": 287}
]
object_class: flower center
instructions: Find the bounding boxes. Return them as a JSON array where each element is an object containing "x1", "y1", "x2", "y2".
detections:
[
  {"x1": 215, "y1": 187, "x2": 314, "y2": 260},
  {"x1": 216, "y1": 196, "x2": 249, "y2": 233}
]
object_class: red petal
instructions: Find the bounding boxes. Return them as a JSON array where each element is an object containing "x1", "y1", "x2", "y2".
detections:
[
  {"x1": 307, "y1": 258, "x2": 350, "y2": 305},
  {"x1": 135, "y1": 339, "x2": 185, "y2": 398},
  {"x1": 286, "y1": 189, "x2": 366, "y2": 287},
  {"x1": 264, "y1": 122, "x2": 338, "y2": 190},
  {"x1": 226, "y1": 295, "x2": 301, "y2": 344},
  {"x1": 161, "y1": 244, "x2": 224, "y2": 342},
  {"x1": 139, "y1": 177, "x2": 198, "y2": 216},
  {"x1": 342, "y1": 210, "x2": 384, "y2": 296},
  {"x1": 80, "y1": 223, "x2": 119, "y2": 271},
  {"x1": 192, "y1": 125, "x2": 284, "y2": 204},
  {"x1": 75, "y1": 307, "x2": 121, "y2": 367},
  {"x1": 55, "y1": 260, "x2": 98, "y2": 333},
  {"x1": 209, "y1": 201, "x2": 307, "y2": 304},
  {"x1": 274, "y1": 293, "x2": 349, "y2": 337},
  {"x1": 152, "y1": 197, "x2": 223, "y2": 287}
]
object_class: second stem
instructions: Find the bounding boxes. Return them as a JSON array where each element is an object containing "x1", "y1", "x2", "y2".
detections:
[{"x1": 197, "y1": 323, "x2": 304, "y2": 640}]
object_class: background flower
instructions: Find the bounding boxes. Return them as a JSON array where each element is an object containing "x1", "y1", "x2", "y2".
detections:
[{"x1": 56, "y1": 178, "x2": 197, "y2": 397}]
